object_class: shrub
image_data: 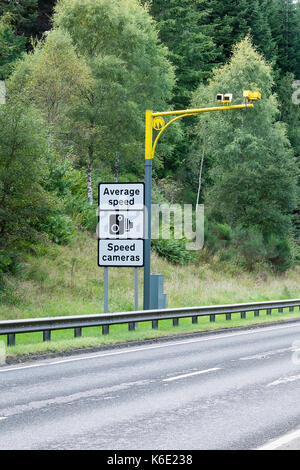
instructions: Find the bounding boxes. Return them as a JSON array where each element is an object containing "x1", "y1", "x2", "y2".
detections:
[
  {"x1": 265, "y1": 236, "x2": 293, "y2": 272},
  {"x1": 152, "y1": 238, "x2": 196, "y2": 265},
  {"x1": 80, "y1": 205, "x2": 98, "y2": 232},
  {"x1": 42, "y1": 214, "x2": 75, "y2": 244},
  {"x1": 293, "y1": 245, "x2": 300, "y2": 265},
  {"x1": 204, "y1": 220, "x2": 232, "y2": 253},
  {"x1": 232, "y1": 227, "x2": 267, "y2": 270},
  {"x1": 205, "y1": 222, "x2": 293, "y2": 272},
  {"x1": 0, "y1": 249, "x2": 20, "y2": 293},
  {"x1": 216, "y1": 223, "x2": 232, "y2": 241}
]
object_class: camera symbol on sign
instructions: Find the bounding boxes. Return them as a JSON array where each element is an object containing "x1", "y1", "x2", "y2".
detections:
[{"x1": 109, "y1": 214, "x2": 133, "y2": 236}]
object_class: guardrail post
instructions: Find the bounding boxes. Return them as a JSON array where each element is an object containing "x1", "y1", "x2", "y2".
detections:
[
  {"x1": 289, "y1": 306, "x2": 294, "y2": 312},
  {"x1": 278, "y1": 307, "x2": 283, "y2": 313},
  {"x1": 102, "y1": 325, "x2": 109, "y2": 335},
  {"x1": 241, "y1": 312, "x2": 246, "y2": 319},
  {"x1": 226, "y1": 313, "x2": 231, "y2": 320},
  {"x1": 7, "y1": 334, "x2": 15, "y2": 346},
  {"x1": 210, "y1": 314, "x2": 215, "y2": 322},
  {"x1": 74, "y1": 328, "x2": 82, "y2": 338},
  {"x1": 192, "y1": 316, "x2": 198, "y2": 324},
  {"x1": 267, "y1": 308, "x2": 271, "y2": 315},
  {"x1": 43, "y1": 330, "x2": 51, "y2": 342},
  {"x1": 173, "y1": 318, "x2": 179, "y2": 327},
  {"x1": 254, "y1": 310, "x2": 259, "y2": 317},
  {"x1": 128, "y1": 322, "x2": 136, "y2": 331},
  {"x1": 152, "y1": 320, "x2": 158, "y2": 329}
]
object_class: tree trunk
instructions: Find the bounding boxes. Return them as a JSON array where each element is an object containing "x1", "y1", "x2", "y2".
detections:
[
  {"x1": 196, "y1": 130, "x2": 206, "y2": 214},
  {"x1": 114, "y1": 151, "x2": 120, "y2": 182},
  {"x1": 87, "y1": 144, "x2": 93, "y2": 206}
]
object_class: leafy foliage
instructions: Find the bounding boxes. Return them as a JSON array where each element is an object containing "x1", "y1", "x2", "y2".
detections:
[
  {"x1": 8, "y1": 28, "x2": 92, "y2": 140},
  {"x1": 51, "y1": 0, "x2": 177, "y2": 203},
  {"x1": 191, "y1": 37, "x2": 299, "y2": 269},
  {"x1": 0, "y1": 101, "x2": 51, "y2": 247},
  {"x1": 0, "y1": 13, "x2": 27, "y2": 79},
  {"x1": 41, "y1": 214, "x2": 75, "y2": 244},
  {"x1": 152, "y1": 238, "x2": 196, "y2": 265}
]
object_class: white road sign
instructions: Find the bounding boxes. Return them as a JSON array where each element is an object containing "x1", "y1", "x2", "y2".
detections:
[
  {"x1": 98, "y1": 182, "x2": 144, "y2": 210},
  {"x1": 98, "y1": 240, "x2": 144, "y2": 267},
  {"x1": 98, "y1": 182, "x2": 144, "y2": 267},
  {"x1": 98, "y1": 210, "x2": 144, "y2": 239}
]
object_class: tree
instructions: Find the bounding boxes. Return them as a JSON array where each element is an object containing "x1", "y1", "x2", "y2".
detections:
[
  {"x1": 268, "y1": 0, "x2": 300, "y2": 76},
  {"x1": 0, "y1": 100, "x2": 51, "y2": 249},
  {"x1": 277, "y1": 72, "x2": 300, "y2": 158},
  {"x1": 8, "y1": 28, "x2": 93, "y2": 143},
  {"x1": 0, "y1": 13, "x2": 27, "y2": 79},
  {"x1": 53, "y1": 0, "x2": 176, "y2": 204},
  {"x1": 146, "y1": 0, "x2": 277, "y2": 107},
  {"x1": 0, "y1": 0, "x2": 58, "y2": 43},
  {"x1": 144, "y1": 0, "x2": 278, "y2": 182},
  {"x1": 191, "y1": 37, "x2": 298, "y2": 245},
  {"x1": 142, "y1": 0, "x2": 218, "y2": 110},
  {"x1": 245, "y1": 0, "x2": 277, "y2": 63},
  {"x1": 295, "y1": 0, "x2": 300, "y2": 79},
  {"x1": 0, "y1": 0, "x2": 38, "y2": 37}
]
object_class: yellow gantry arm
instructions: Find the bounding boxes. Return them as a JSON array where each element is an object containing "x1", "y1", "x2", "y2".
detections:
[{"x1": 145, "y1": 91, "x2": 261, "y2": 160}]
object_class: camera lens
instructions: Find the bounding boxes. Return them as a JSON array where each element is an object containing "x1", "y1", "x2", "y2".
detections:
[{"x1": 110, "y1": 223, "x2": 119, "y2": 234}]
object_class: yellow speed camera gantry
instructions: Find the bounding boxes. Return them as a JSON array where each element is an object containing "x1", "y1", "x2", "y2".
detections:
[
  {"x1": 216, "y1": 93, "x2": 233, "y2": 104},
  {"x1": 217, "y1": 91, "x2": 261, "y2": 105},
  {"x1": 243, "y1": 90, "x2": 262, "y2": 102},
  {"x1": 143, "y1": 90, "x2": 262, "y2": 309}
]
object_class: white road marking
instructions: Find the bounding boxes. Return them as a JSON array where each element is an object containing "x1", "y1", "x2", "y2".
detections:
[
  {"x1": 163, "y1": 367, "x2": 221, "y2": 382},
  {"x1": 0, "y1": 380, "x2": 152, "y2": 418},
  {"x1": 257, "y1": 428, "x2": 300, "y2": 450},
  {"x1": 0, "y1": 417, "x2": 7, "y2": 421},
  {"x1": 0, "y1": 363, "x2": 46, "y2": 373},
  {"x1": 266, "y1": 374, "x2": 300, "y2": 387},
  {"x1": 0, "y1": 321, "x2": 300, "y2": 374},
  {"x1": 239, "y1": 347, "x2": 293, "y2": 361}
]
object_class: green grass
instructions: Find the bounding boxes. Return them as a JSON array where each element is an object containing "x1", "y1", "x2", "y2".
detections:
[{"x1": 1, "y1": 231, "x2": 300, "y2": 359}]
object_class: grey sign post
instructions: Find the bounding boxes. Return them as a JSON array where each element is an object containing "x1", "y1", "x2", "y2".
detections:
[
  {"x1": 98, "y1": 182, "x2": 145, "y2": 314},
  {"x1": 143, "y1": 158, "x2": 152, "y2": 310}
]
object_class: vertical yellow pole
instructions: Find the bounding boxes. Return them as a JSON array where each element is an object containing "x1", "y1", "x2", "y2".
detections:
[{"x1": 145, "y1": 110, "x2": 153, "y2": 160}]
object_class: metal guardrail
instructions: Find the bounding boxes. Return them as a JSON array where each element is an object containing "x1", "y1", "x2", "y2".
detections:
[{"x1": 0, "y1": 298, "x2": 300, "y2": 346}]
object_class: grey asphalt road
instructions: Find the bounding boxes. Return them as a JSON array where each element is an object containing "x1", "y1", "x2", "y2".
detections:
[{"x1": 0, "y1": 321, "x2": 300, "y2": 450}]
